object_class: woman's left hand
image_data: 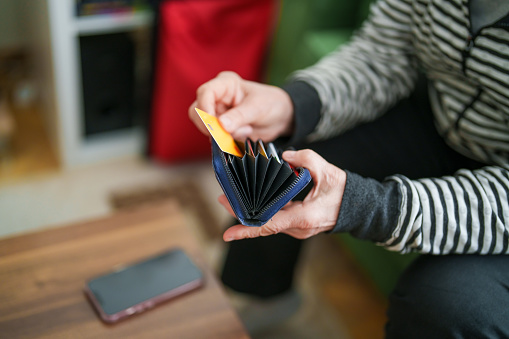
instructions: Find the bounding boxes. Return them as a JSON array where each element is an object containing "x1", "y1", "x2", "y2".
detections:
[{"x1": 219, "y1": 149, "x2": 347, "y2": 241}]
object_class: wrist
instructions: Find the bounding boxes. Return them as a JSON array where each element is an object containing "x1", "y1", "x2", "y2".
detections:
[{"x1": 274, "y1": 86, "x2": 295, "y2": 137}]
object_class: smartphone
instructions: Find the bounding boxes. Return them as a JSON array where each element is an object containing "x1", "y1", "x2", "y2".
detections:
[{"x1": 84, "y1": 248, "x2": 203, "y2": 323}]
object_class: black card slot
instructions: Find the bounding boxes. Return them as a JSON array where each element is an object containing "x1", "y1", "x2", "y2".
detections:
[
  {"x1": 233, "y1": 156, "x2": 252, "y2": 210},
  {"x1": 266, "y1": 142, "x2": 281, "y2": 163},
  {"x1": 257, "y1": 157, "x2": 282, "y2": 209},
  {"x1": 227, "y1": 155, "x2": 251, "y2": 210},
  {"x1": 257, "y1": 140, "x2": 268, "y2": 158},
  {"x1": 260, "y1": 169, "x2": 298, "y2": 208},
  {"x1": 242, "y1": 154, "x2": 256, "y2": 210},
  {"x1": 245, "y1": 139, "x2": 254, "y2": 156},
  {"x1": 259, "y1": 162, "x2": 295, "y2": 208},
  {"x1": 253, "y1": 154, "x2": 268, "y2": 209}
]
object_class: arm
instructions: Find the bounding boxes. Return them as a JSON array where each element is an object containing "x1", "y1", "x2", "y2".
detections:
[
  {"x1": 222, "y1": 150, "x2": 509, "y2": 255},
  {"x1": 335, "y1": 166, "x2": 509, "y2": 254},
  {"x1": 286, "y1": 0, "x2": 419, "y2": 143},
  {"x1": 385, "y1": 166, "x2": 509, "y2": 254},
  {"x1": 281, "y1": 0, "x2": 509, "y2": 253}
]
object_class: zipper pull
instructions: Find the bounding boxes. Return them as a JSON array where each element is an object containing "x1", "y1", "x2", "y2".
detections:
[
  {"x1": 462, "y1": 34, "x2": 474, "y2": 74},
  {"x1": 465, "y1": 35, "x2": 474, "y2": 52}
]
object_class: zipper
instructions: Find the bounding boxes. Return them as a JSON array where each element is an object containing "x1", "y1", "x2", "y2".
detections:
[
  {"x1": 254, "y1": 167, "x2": 306, "y2": 218},
  {"x1": 462, "y1": 0, "x2": 509, "y2": 74},
  {"x1": 461, "y1": 33, "x2": 474, "y2": 74},
  {"x1": 218, "y1": 151, "x2": 251, "y2": 218},
  {"x1": 462, "y1": 0, "x2": 478, "y2": 75}
]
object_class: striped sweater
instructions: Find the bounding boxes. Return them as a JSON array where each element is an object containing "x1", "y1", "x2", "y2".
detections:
[{"x1": 286, "y1": 0, "x2": 509, "y2": 254}]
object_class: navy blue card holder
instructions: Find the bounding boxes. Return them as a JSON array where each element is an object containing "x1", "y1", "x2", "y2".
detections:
[{"x1": 212, "y1": 139, "x2": 312, "y2": 226}]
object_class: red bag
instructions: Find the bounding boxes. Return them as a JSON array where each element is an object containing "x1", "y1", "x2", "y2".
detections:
[{"x1": 150, "y1": 0, "x2": 277, "y2": 162}]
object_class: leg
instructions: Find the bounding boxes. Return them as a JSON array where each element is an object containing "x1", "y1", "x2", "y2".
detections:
[
  {"x1": 386, "y1": 255, "x2": 509, "y2": 338},
  {"x1": 221, "y1": 233, "x2": 303, "y2": 298}
]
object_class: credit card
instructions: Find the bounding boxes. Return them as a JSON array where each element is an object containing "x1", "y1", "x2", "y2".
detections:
[
  {"x1": 267, "y1": 142, "x2": 281, "y2": 163},
  {"x1": 257, "y1": 140, "x2": 268, "y2": 158},
  {"x1": 246, "y1": 139, "x2": 255, "y2": 156},
  {"x1": 195, "y1": 108, "x2": 242, "y2": 157}
]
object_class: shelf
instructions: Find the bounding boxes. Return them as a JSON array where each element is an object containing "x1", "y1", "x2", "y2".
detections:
[
  {"x1": 76, "y1": 127, "x2": 146, "y2": 166},
  {"x1": 74, "y1": 11, "x2": 153, "y2": 36}
]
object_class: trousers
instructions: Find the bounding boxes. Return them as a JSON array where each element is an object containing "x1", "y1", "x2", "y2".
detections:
[{"x1": 220, "y1": 80, "x2": 509, "y2": 338}]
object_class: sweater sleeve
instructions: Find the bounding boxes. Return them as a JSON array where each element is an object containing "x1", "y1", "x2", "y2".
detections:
[
  {"x1": 334, "y1": 166, "x2": 509, "y2": 255},
  {"x1": 384, "y1": 166, "x2": 509, "y2": 254},
  {"x1": 281, "y1": 81, "x2": 322, "y2": 145},
  {"x1": 291, "y1": 0, "x2": 419, "y2": 142}
]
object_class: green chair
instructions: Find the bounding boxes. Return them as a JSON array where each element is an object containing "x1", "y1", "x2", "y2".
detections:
[{"x1": 267, "y1": 0, "x2": 370, "y2": 86}]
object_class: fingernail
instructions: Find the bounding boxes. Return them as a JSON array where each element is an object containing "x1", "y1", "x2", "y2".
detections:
[
  {"x1": 224, "y1": 236, "x2": 234, "y2": 242},
  {"x1": 219, "y1": 116, "x2": 231, "y2": 130},
  {"x1": 283, "y1": 150, "x2": 296, "y2": 160}
]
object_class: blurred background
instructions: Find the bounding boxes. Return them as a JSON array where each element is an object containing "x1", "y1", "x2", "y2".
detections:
[
  {"x1": 0, "y1": 0, "x2": 375, "y2": 230},
  {"x1": 0, "y1": 1, "x2": 404, "y2": 338}
]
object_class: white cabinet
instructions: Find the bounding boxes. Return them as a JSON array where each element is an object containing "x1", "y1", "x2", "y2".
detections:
[{"x1": 24, "y1": 0, "x2": 153, "y2": 168}]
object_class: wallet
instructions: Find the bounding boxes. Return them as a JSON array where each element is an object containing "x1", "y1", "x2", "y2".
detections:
[{"x1": 212, "y1": 138, "x2": 312, "y2": 226}]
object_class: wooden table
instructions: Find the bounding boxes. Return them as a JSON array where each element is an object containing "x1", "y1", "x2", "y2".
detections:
[{"x1": 0, "y1": 202, "x2": 248, "y2": 338}]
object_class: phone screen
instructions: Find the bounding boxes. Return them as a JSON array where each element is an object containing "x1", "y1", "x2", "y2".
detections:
[{"x1": 85, "y1": 248, "x2": 203, "y2": 322}]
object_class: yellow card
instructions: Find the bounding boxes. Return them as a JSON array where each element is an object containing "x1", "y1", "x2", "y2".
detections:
[{"x1": 195, "y1": 108, "x2": 242, "y2": 157}]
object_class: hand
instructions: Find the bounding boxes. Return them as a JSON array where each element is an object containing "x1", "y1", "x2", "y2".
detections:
[
  {"x1": 219, "y1": 149, "x2": 347, "y2": 241},
  {"x1": 189, "y1": 71, "x2": 294, "y2": 141}
]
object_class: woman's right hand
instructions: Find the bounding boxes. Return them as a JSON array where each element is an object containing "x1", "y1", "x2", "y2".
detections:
[{"x1": 189, "y1": 71, "x2": 295, "y2": 142}]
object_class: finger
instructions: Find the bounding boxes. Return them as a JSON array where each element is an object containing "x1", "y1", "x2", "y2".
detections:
[
  {"x1": 282, "y1": 149, "x2": 330, "y2": 192},
  {"x1": 282, "y1": 149, "x2": 327, "y2": 174},
  {"x1": 223, "y1": 224, "x2": 277, "y2": 242},
  {"x1": 223, "y1": 201, "x2": 314, "y2": 241},
  {"x1": 282, "y1": 200, "x2": 296, "y2": 210},
  {"x1": 218, "y1": 195, "x2": 236, "y2": 218},
  {"x1": 216, "y1": 71, "x2": 244, "y2": 107},
  {"x1": 218, "y1": 104, "x2": 258, "y2": 134},
  {"x1": 230, "y1": 125, "x2": 253, "y2": 141},
  {"x1": 270, "y1": 202, "x2": 326, "y2": 239},
  {"x1": 196, "y1": 85, "x2": 218, "y2": 117},
  {"x1": 270, "y1": 202, "x2": 305, "y2": 228},
  {"x1": 196, "y1": 72, "x2": 242, "y2": 116},
  {"x1": 224, "y1": 203, "x2": 326, "y2": 241},
  {"x1": 282, "y1": 227, "x2": 320, "y2": 240},
  {"x1": 228, "y1": 205, "x2": 303, "y2": 241},
  {"x1": 188, "y1": 101, "x2": 209, "y2": 135},
  {"x1": 216, "y1": 102, "x2": 229, "y2": 115}
]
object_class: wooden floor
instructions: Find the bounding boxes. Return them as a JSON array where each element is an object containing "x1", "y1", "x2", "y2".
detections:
[
  {"x1": 0, "y1": 102, "x2": 59, "y2": 185},
  {"x1": 300, "y1": 235, "x2": 388, "y2": 339}
]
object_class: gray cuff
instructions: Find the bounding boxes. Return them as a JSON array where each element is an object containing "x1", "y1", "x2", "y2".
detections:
[
  {"x1": 330, "y1": 171, "x2": 401, "y2": 243},
  {"x1": 281, "y1": 81, "x2": 321, "y2": 146}
]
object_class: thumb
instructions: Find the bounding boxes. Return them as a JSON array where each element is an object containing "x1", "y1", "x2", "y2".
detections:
[
  {"x1": 282, "y1": 149, "x2": 327, "y2": 175},
  {"x1": 218, "y1": 104, "x2": 257, "y2": 135}
]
